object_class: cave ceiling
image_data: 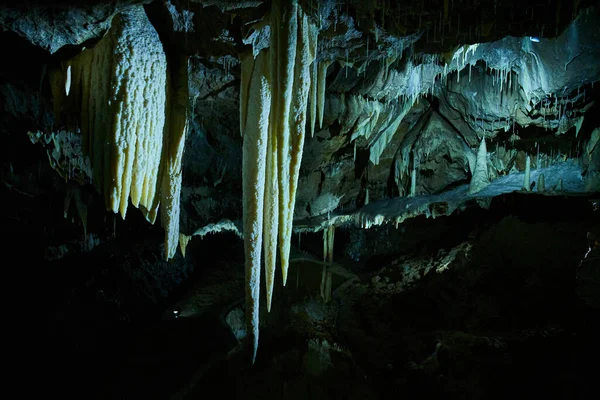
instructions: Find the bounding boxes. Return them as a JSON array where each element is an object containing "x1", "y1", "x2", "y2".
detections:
[{"x1": 2, "y1": 0, "x2": 599, "y2": 233}]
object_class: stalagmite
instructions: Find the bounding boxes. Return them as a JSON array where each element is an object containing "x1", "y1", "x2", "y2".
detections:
[
  {"x1": 555, "y1": 178, "x2": 563, "y2": 191},
  {"x1": 538, "y1": 173, "x2": 545, "y2": 192},
  {"x1": 523, "y1": 155, "x2": 531, "y2": 191},
  {"x1": 240, "y1": 49, "x2": 272, "y2": 364},
  {"x1": 469, "y1": 138, "x2": 490, "y2": 194}
]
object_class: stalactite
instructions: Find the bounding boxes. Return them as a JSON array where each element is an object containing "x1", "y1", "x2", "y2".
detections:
[
  {"x1": 309, "y1": 54, "x2": 318, "y2": 136},
  {"x1": 262, "y1": 87, "x2": 279, "y2": 312},
  {"x1": 179, "y1": 233, "x2": 191, "y2": 257},
  {"x1": 160, "y1": 55, "x2": 190, "y2": 260},
  {"x1": 410, "y1": 165, "x2": 416, "y2": 197},
  {"x1": 328, "y1": 224, "x2": 335, "y2": 263},
  {"x1": 240, "y1": 49, "x2": 272, "y2": 364},
  {"x1": 274, "y1": 0, "x2": 298, "y2": 291},
  {"x1": 240, "y1": 0, "x2": 318, "y2": 363},
  {"x1": 262, "y1": 0, "x2": 284, "y2": 314},
  {"x1": 323, "y1": 228, "x2": 328, "y2": 262},
  {"x1": 317, "y1": 59, "x2": 333, "y2": 129},
  {"x1": 65, "y1": 64, "x2": 71, "y2": 96},
  {"x1": 280, "y1": 9, "x2": 318, "y2": 287},
  {"x1": 50, "y1": 6, "x2": 188, "y2": 260},
  {"x1": 523, "y1": 154, "x2": 531, "y2": 191},
  {"x1": 322, "y1": 224, "x2": 335, "y2": 263}
]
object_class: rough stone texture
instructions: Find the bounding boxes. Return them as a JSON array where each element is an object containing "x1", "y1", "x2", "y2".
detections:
[
  {"x1": 0, "y1": 1, "x2": 149, "y2": 54},
  {"x1": 190, "y1": 0, "x2": 263, "y2": 11},
  {"x1": 180, "y1": 56, "x2": 242, "y2": 234}
]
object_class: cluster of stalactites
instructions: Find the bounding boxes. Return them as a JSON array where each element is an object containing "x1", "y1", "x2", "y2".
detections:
[
  {"x1": 240, "y1": 0, "x2": 318, "y2": 364},
  {"x1": 49, "y1": 6, "x2": 188, "y2": 260}
]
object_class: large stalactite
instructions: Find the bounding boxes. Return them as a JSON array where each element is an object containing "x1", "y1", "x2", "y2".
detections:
[
  {"x1": 240, "y1": 48, "x2": 271, "y2": 365},
  {"x1": 49, "y1": 5, "x2": 187, "y2": 260},
  {"x1": 240, "y1": 0, "x2": 318, "y2": 363}
]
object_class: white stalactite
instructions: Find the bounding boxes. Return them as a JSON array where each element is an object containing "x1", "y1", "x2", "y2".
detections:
[
  {"x1": 160, "y1": 55, "x2": 190, "y2": 260},
  {"x1": 262, "y1": 104, "x2": 279, "y2": 312},
  {"x1": 309, "y1": 50, "x2": 318, "y2": 136},
  {"x1": 523, "y1": 154, "x2": 531, "y2": 191},
  {"x1": 410, "y1": 166, "x2": 417, "y2": 197},
  {"x1": 65, "y1": 64, "x2": 71, "y2": 96},
  {"x1": 317, "y1": 60, "x2": 333, "y2": 129},
  {"x1": 241, "y1": 49, "x2": 272, "y2": 364},
  {"x1": 51, "y1": 6, "x2": 187, "y2": 260},
  {"x1": 281, "y1": 9, "x2": 318, "y2": 286},
  {"x1": 240, "y1": 0, "x2": 318, "y2": 363},
  {"x1": 275, "y1": 0, "x2": 298, "y2": 289}
]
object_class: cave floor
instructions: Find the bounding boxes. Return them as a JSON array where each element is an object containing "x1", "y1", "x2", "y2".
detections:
[{"x1": 28, "y1": 192, "x2": 598, "y2": 400}]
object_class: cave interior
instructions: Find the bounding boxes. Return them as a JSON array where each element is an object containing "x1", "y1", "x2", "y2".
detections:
[{"x1": 1, "y1": 0, "x2": 599, "y2": 399}]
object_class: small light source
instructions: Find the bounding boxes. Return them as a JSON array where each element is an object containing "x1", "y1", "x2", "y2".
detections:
[
  {"x1": 173, "y1": 310, "x2": 179, "y2": 319},
  {"x1": 529, "y1": 36, "x2": 540, "y2": 43}
]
